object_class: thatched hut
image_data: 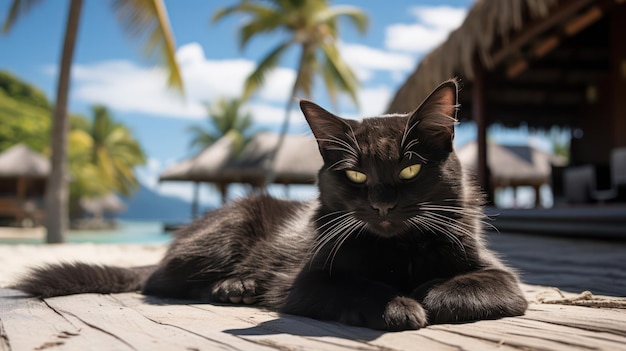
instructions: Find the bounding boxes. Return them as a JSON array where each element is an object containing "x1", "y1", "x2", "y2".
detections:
[
  {"x1": 0, "y1": 144, "x2": 48, "y2": 226},
  {"x1": 159, "y1": 132, "x2": 322, "y2": 216},
  {"x1": 457, "y1": 142, "x2": 566, "y2": 206},
  {"x1": 388, "y1": 0, "x2": 626, "y2": 201}
]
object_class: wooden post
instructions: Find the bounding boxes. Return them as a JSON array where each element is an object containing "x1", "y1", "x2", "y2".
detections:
[
  {"x1": 610, "y1": 4, "x2": 626, "y2": 147},
  {"x1": 473, "y1": 60, "x2": 492, "y2": 204},
  {"x1": 16, "y1": 177, "x2": 27, "y2": 225},
  {"x1": 191, "y1": 182, "x2": 199, "y2": 219}
]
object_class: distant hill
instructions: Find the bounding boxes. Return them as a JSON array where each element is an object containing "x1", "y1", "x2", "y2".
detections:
[{"x1": 119, "y1": 183, "x2": 201, "y2": 223}]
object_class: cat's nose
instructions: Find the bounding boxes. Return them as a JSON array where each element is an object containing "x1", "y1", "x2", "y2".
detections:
[{"x1": 372, "y1": 202, "x2": 396, "y2": 217}]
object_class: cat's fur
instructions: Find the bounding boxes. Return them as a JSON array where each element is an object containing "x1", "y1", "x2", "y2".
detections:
[{"x1": 13, "y1": 79, "x2": 527, "y2": 331}]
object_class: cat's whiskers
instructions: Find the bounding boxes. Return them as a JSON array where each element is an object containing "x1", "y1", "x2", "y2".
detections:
[
  {"x1": 418, "y1": 202, "x2": 497, "y2": 232},
  {"x1": 310, "y1": 211, "x2": 366, "y2": 273},
  {"x1": 405, "y1": 208, "x2": 467, "y2": 256},
  {"x1": 344, "y1": 125, "x2": 361, "y2": 152},
  {"x1": 326, "y1": 218, "x2": 367, "y2": 273},
  {"x1": 411, "y1": 213, "x2": 467, "y2": 256},
  {"x1": 422, "y1": 212, "x2": 475, "y2": 239},
  {"x1": 400, "y1": 132, "x2": 428, "y2": 163},
  {"x1": 404, "y1": 151, "x2": 428, "y2": 163},
  {"x1": 319, "y1": 136, "x2": 359, "y2": 158},
  {"x1": 314, "y1": 210, "x2": 351, "y2": 224},
  {"x1": 429, "y1": 213, "x2": 477, "y2": 238},
  {"x1": 400, "y1": 118, "x2": 420, "y2": 150},
  {"x1": 317, "y1": 137, "x2": 360, "y2": 170},
  {"x1": 327, "y1": 158, "x2": 355, "y2": 171},
  {"x1": 316, "y1": 216, "x2": 355, "y2": 254},
  {"x1": 310, "y1": 212, "x2": 356, "y2": 263}
]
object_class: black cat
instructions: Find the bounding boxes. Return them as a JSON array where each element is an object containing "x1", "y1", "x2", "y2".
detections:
[{"x1": 13, "y1": 79, "x2": 527, "y2": 331}]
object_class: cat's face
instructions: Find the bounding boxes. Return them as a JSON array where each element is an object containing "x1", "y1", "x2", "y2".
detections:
[{"x1": 301, "y1": 79, "x2": 465, "y2": 238}]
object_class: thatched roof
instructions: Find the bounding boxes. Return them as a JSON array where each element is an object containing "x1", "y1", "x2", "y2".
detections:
[
  {"x1": 387, "y1": 0, "x2": 613, "y2": 128},
  {"x1": 387, "y1": 0, "x2": 561, "y2": 114},
  {"x1": 159, "y1": 132, "x2": 323, "y2": 187},
  {"x1": 159, "y1": 157, "x2": 195, "y2": 182},
  {"x1": 0, "y1": 144, "x2": 50, "y2": 178},
  {"x1": 80, "y1": 193, "x2": 126, "y2": 215},
  {"x1": 234, "y1": 132, "x2": 322, "y2": 185},
  {"x1": 159, "y1": 136, "x2": 237, "y2": 183},
  {"x1": 457, "y1": 141, "x2": 566, "y2": 186}
]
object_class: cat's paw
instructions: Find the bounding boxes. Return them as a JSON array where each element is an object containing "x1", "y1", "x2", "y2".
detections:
[
  {"x1": 212, "y1": 278, "x2": 258, "y2": 304},
  {"x1": 422, "y1": 271, "x2": 528, "y2": 324},
  {"x1": 383, "y1": 296, "x2": 428, "y2": 331}
]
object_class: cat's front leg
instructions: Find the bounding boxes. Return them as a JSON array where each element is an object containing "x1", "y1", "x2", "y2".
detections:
[
  {"x1": 281, "y1": 271, "x2": 426, "y2": 331},
  {"x1": 416, "y1": 268, "x2": 528, "y2": 324}
]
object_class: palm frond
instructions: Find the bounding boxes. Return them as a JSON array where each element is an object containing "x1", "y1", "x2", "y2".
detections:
[
  {"x1": 243, "y1": 40, "x2": 293, "y2": 99},
  {"x1": 316, "y1": 5, "x2": 368, "y2": 34},
  {"x1": 239, "y1": 11, "x2": 287, "y2": 49},
  {"x1": 212, "y1": 2, "x2": 273, "y2": 23},
  {"x1": 111, "y1": 0, "x2": 184, "y2": 94},
  {"x1": 319, "y1": 42, "x2": 360, "y2": 107},
  {"x1": 2, "y1": 0, "x2": 44, "y2": 34}
]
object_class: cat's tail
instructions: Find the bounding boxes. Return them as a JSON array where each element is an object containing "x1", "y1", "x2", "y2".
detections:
[{"x1": 11, "y1": 262, "x2": 157, "y2": 298}]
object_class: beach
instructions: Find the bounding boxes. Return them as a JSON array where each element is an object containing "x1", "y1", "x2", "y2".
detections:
[{"x1": 0, "y1": 242, "x2": 166, "y2": 287}]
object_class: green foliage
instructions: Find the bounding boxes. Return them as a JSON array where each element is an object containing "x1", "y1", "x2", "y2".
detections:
[
  {"x1": 0, "y1": 82, "x2": 91, "y2": 155},
  {"x1": 0, "y1": 72, "x2": 146, "y2": 210},
  {"x1": 0, "y1": 88, "x2": 50, "y2": 153},
  {"x1": 0, "y1": 70, "x2": 50, "y2": 110},
  {"x1": 188, "y1": 97, "x2": 255, "y2": 154},
  {"x1": 213, "y1": 0, "x2": 368, "y2": 108},
  {"x1": 88, "y1": 105, "x2": 147, "y2": 196}
]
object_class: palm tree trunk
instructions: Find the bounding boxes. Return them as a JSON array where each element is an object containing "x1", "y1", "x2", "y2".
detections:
[
  {"x1": 263, "y1": 43, "x2": 311, "y2": 186},
  {"x1": 45, "y1": 0, "x2": 83, "y2": 243}
]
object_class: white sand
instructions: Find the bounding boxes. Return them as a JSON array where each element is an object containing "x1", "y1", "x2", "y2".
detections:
[{"x1": 0, "y1": 243, "x2": 167, "y2": 287}]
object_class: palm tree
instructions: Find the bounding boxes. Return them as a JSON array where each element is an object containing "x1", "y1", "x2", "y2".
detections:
[
  {"x1": 187, "y1": 97, "x2": 254, "y2": 209},
  {"x1": 212, "y1": 0, "x2": 368, "y2": 183},
  {"x1": 89, "y1": 105, "x2": 146, "y2": 197},
  {"x1": 67, "y1": 107, "x2": 145, "y2": 220},
  {"x1": 3, "y1": 0, "x2": 183, "y2": 243},
  {"x1": 188, "y1": 97, "x2": 254, "y2": 155}
]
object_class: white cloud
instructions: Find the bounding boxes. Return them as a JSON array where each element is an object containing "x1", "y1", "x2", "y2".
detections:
[
  {"x1": 385, "y1": 6, "x2": 467, "y2": 54},
  {"x1": 358, "y1": 85, "x2": 394, "y2": 117},
  {"x1": 338, "y1": 42, "x2": 415, "y2": 82},
  {"x1": 246, "y1": 103, "x2": 305, "y2": 125},
  {"x1": 72, "y1": 61, "x2": 205, "y2": 118},
  {"x1": 412, "y1": 6, "x2": 468, "y2": 31},
  {"x1": 67, "y1": 42, "x2": 296, "y2": 120}
]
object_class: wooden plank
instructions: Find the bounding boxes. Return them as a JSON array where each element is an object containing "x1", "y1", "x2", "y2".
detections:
[
  {"x1": 489, "y1": 0, "x2": 594, "y2": 65},
  {"x1": 189, "y1": 299, "x2": 437, "y2": 351},
  {"x1": 502, "y1": 318, "x2": 626, "y2": 346},
  {"x1": 0, "y1": 319, "x2": 11, "y2": 351},
  {"x1": 433, "y1": 315, "x2": 626, "y2": 351},
  {"x1": 3, "y1": 286, "x2": 626, "y2": 351},
  {"x1": 0, "y1": 288, "x2": 129, "y2": 351},
  {"x1": 521, "y1": 304, "x2": 626, "y2": 337},
  {"x1": 43, "y1": 293, "x2": 224, "y2": 351},
  {"x1": 114, "y1": 293, "x2": 276, "y2": 351}
]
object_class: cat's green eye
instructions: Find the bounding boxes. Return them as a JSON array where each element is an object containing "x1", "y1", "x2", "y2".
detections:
[
  {"x1": 399, "y1": 164, "x2": 422, "y2": 180},
  {"x1": 345, "y1": 170, "x2": 367, "y2": 184}
]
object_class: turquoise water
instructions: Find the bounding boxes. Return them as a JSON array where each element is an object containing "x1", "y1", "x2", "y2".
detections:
[{"x1": 0, "y1": 220, "x2": 175, "y2": 245}]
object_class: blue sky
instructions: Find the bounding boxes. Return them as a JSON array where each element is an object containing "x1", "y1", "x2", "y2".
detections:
[{"x1": 3, "y1": 0, "x2": 551, "y2": 206}]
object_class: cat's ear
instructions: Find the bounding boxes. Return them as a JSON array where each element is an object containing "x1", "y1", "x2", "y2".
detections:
[
  {"x1": 406, "y1": 79, "x2": 459, "y2": 151},
  {"x1": 300, "y1": 99, "x2": 353, "y2": 152}
]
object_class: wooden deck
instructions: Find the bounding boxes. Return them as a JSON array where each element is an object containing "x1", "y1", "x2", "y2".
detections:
[
  {"x1": 2, "y1": 232, "x2": 626, "y2": 350},
  {"x1": 1, "y1": 285, "x2": 625, "y2": 351}
]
